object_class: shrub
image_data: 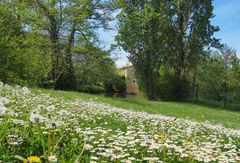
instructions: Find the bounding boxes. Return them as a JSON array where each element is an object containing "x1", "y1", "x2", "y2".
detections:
[
  {"x1": 77, "y1": 85, "x2": 105, "y2": 94},
  {"x1": 104, "y1": 76, "x2": 126, "y2": 94}
]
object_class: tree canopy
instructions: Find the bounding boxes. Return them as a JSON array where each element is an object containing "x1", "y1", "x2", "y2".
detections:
[{"x1": 116, "y1": 0, "x2": 222, "y2": 101}]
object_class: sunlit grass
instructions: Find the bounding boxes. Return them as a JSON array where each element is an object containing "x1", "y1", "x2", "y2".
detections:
[
  {"x1": 32, "y1": 88, "x2": 240, "y2": 129},
  {"x1": 1, "y1": 85, "x2": 239, "y2": 162}
]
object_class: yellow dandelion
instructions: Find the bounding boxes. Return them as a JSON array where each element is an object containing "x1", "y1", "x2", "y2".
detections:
[
  {"x1": 23, "y1": 156, "x2": 41, "y2": 163},
  {"x1": 187, "y1": 141, "x2": 193, "y2": 146},
  {"x1": 176, "y1": 131, "x2": 181, "y2": 135},
  {"x1": 159, "y1": 134, "x2": 168, "y2": 141}
]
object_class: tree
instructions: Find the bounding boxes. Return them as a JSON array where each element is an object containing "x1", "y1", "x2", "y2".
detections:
[
  {"x1": 0, "y1": 0, "x2": 118, "y2": 91},
  {"x1": 74, "y1": 43, "x2": 123, "y2": 93},
  {"x1": 0, "y1": 1, "x2": 50, "y2": 86},
  {"x1": 166, "y1": 0, "x2": 220, "y2": 100},
  {"x1": 116, "y1": 0, "x2": 169, "y2": 100},
  {"x1": 21, "y1": 0, "x2": 114, "y2": 90},
  {"x1": 198, "y1": 45, "x2": 240, "y2": 106},
  {"x1": 74, "y1": 44, "x2": 115, "y2": 85},
  {"x1": 117, "y1": 0, "x2": 220, "y2": 101}
]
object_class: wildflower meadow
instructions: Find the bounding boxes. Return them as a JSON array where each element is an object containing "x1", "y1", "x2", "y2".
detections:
[{"x1": 0, "y1": 82, "x2": 240, "y2": 162}]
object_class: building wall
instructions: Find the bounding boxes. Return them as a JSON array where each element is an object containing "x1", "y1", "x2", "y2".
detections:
[{"x1": 122, "y1": 66, "x2": 139, "y2": 94}]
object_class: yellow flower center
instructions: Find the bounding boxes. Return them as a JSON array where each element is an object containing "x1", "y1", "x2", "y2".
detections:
[{"x1": 23, "y1": 156, "x2": 41, "y2": 163}]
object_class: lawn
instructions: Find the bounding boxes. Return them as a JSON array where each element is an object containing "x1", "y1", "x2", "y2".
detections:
[
  {"x1": 1, "y1": 85, "x2": 240, "y2": 162},
  {"x1": 32, "y1": 88, "x2": 240, "y2": 129}
]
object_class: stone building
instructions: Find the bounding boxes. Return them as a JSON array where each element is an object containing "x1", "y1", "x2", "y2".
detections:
[{"x1": 120, "y1": 65, "x2": 139, "y2": 94}]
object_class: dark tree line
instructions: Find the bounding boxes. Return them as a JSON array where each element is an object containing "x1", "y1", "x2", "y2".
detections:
[{"x1": 196, "y1": 45, "x2": 240, "y2": 108}]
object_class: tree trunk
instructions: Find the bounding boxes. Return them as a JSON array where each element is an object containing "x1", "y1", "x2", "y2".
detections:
[
  {"x1": 146, "y1": 50, "x2": 155, "y2": 100},
  {"x1": 175, "y1": 33, "x2": 187, "y2": 100},
  {"x1": 36, "y1": 0, "x2": 60, "y2": 87},
  {"x1": 224, "y1": 82, "x2": 227, "y2": 108},
  {"x1": 50, "y1": 20, "x2": 59, "y2": 84},
  {"x1": 55, "y1": 24, "x2": 76, "y2": 90},
  {"x1": 175, "y1": 4, "x2": 188, "y2": 101},
  {"x1": 176, "y1": 61, "x2": 187, "y2": 101},
  {"x1": 148, "y1": 70, "x2": 155, "y2": 100}
]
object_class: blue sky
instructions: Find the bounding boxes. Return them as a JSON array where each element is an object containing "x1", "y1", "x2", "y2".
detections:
[
  {"x1": 212, "y1": 0, "x2": 240, "y2": 52},
  {"x1": 97, "y1": 0, "x2": 240, "y2": 67}
]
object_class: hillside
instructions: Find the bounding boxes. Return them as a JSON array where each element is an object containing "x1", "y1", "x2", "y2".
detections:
[
  {"x1": 1, "y1": 85, "x2": 240, "y2": 162},
  {"x1": 33, "y1": 88, "x2": 240, "y2": 130}
]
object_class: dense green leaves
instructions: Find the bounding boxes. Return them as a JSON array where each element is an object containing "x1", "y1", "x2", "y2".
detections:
[
  {"x1": 116, "y1": 0, "x2": 169, "y2": 100},
  {"x1": 116, "y1": 0, "x2": 221, "y2": 101},
  {"x1": 0, "y1": 2, "x2": 49, "y2": 86},
  {"x1": 0, "y1": 0, "x2": 121, "y2": 93},
  {"x1": 197, "y1": 45, "x2": 240, "y2": 106}
]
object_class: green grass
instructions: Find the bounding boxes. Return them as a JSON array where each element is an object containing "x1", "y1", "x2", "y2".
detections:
[{"x1": 31, "y1": 88, "x2": 240, "y2": 129}]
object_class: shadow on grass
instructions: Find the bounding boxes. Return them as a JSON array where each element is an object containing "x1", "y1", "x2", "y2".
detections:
[
  {"x1": 33, "y1": 87, "x2": 240, "y2": 114},
  {"x1": 188, "y1": 99, "x2": 240, "y2": 112},
  {"x1": 107, "y1": 96, "x2": 148, "y2": 107},
  {"x1": 109, "y1": 96, "x2": 240, "y2": 114}
]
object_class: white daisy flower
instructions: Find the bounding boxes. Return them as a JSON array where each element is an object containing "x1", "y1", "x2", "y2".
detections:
[
  {"x1": 48, "y1": 155, "x2": 58, "y2": 163},
  {"x1": 22, "y1": 87, "x2": 31, "y2": 95},
  {"x1": 30, "y1": 113, "x2": 45, "y2": 123},
  {"x1": 58, "y1": 109, "x2": 69, "y2": 116},
  {"x1": 46, "y1": 105, "x2": 56, "y2": 112}
]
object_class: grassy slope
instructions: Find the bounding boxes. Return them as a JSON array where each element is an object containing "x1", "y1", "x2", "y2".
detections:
[{"x1": 31, "y1": 88, "x2": 240, "y2": 129}]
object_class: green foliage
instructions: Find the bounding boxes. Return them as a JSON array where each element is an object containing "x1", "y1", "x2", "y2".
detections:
[
  {"x1": 0, "y1": 2, "x2": 50, "y2": 86},
  {"x1": 0, "y1": 0, "x2": 119, "y2": 94},
  {"x1": 196, "y1": 45, "x2": 240, "y2": 106},
  {"x1": 116, "y1": 0, "x2": 169, "y2": 100},
  {"x1": 104, "y1": 75, "x2": 126, "y2": 94},
  {"x1": 164, "y1": 0, "x2": 221, "y2": 101},
  {"x1": 156, "y1": 66, "x2": 178, "y2": 101},
  {"x1": 77, "y1": 85, "x2": 105, "y2": 94},
  {"x1": 74, "y1": 44, "x2": 122, "y2": 93},
  {"x1": 116, "y1": 0, "x2": 220, "y2": 101},
  {"x1": 23, "y1": 0, "x2": 115, "y2": 90}
]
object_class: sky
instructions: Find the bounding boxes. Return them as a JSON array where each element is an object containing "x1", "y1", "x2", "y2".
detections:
[{"x1": 97, "y1": 0, "x2": 240, "y2": 68}]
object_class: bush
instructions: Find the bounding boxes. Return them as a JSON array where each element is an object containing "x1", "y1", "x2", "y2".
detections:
[
  {"x1": 77, "y1": 85, "x2": 105, "y2": 94},
  {"x1": 104, "y1": 76, "x2": 126, "y2": 94},
  {"x1": 156, "y1": 66, "x2": 178, "y2": 101}
]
